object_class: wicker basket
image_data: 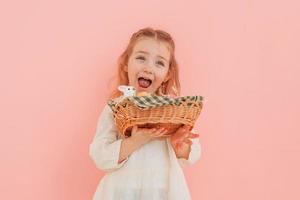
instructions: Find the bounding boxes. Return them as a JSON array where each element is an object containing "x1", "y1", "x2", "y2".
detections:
[{"x1": 108, "y1": 95, "x2": 204, "y2": 138}]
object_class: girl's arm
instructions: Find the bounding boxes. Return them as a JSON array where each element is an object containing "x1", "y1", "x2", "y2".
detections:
[
  {"x1": 118, "y1": 125, "x2": 168, "y2": 163},
  {"x1": 170, "y1": 127, "x2": 202, "y2": 167},
  {"x1": 117, "y1": 134, "x2": 148, "y2": 164},
  {"x1": 177, "y1": 136, "x2": 202, "y2": 167},
  {"x1": 174, "y1": 142, "x2": 191, "y2": 160},
  {"x1": 89, "y1": 105, "x2": 130, "y2": 173},
  {"x1": 89, "y1": 105, "x2": 167, "y2": 172}
]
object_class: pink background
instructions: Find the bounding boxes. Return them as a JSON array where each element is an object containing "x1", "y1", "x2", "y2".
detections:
[{"x1": 1, "y1": 0, "x2": 299, "y2": 199}]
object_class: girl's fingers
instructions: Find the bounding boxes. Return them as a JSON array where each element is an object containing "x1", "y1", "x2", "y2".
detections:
[
  {"x1": 189, "y1": 133, "x2": 199, "y2": 139},
  {"x1": 150, "y1": 128, "x2": 162, "y2": 135},
  {"x1": 150, "y1": 128, "x2": 159, "y2": 133},
  {"x1": 183, "y1": 138, "x2": 193, "y2": 145},
  {"x1": 132, "y1": 125, "x2": 138, "y2": 133},
  {"x1": 172, "y1": 131, "x2": 199, "y2": 143},
  {"x1": 178, "y1": 131, "x2": 189, "y2": 141},
  {"x1": 139, "y1": 127, "x2": 158, "y2": 133},
  {"x1": 135, "y1": 127, "x2": 160, "y2": 136},
  {"x1": 179, "y1": 131, "x2": 199, "y2": 139},
  {"x1": 153, "y1": 128, "x2": 168, "y2": 136},
  {"x1": 178, "y1": 125, "x2": 190, "y2": 133},
  {"x1": 172, "y1": 129, "x2": 186, "y2": 140},
  {"x1": 151, "y1": 128, "x2": 168, "y2": 137}
]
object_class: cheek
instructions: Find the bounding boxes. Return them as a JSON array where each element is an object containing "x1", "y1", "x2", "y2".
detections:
[
  {"x1": 127, "y1": 62, "x2": 138, "y2": 77},
  {"x1": 155, "y1": 68, "x2": 169, "y2": 81},
  {"x1": 128, "y1": 60, "x2": 142, "y2": 73}
]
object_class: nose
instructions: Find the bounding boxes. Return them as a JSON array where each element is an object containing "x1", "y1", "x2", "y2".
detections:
[
  {"x1": 142, "y1": 68, "x2": 153, "y2": 75},
  {"x1": 142, "y1": 61, "x2": 154, "y2": 74}
]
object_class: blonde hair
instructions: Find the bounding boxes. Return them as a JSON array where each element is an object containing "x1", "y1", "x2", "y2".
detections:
[{"x1": 109, "y1": 27, "x2": 181, "y2": 99}]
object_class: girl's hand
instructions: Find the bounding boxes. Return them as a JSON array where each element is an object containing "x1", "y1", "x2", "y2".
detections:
[
  {"x1": 170, "y1": 125, "x2": 199, "y2": 159},
  {"x1": 130, "y1": 125, "x2": 169, "y2": 145}
]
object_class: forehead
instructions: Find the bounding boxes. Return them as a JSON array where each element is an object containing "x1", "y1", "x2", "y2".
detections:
[{"x1": 132, "y1": 37, "x2": 171, "y2": 61}]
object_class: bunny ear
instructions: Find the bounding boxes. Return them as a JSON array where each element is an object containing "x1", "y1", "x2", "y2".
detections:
[{"x1": 118, "y1": 85, "x2": 127, "y2": 92}]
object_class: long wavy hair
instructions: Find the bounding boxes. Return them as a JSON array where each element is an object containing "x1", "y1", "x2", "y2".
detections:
[{"x1": 109, "y1": 27, "x2": 181, "y2": 99}]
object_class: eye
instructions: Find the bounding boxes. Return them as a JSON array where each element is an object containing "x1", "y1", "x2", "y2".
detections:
[
  {"x1": 156, "y1": 60, "x2": 165, "y2": 67},
  {"x1": 136, "y1": 56, "x2": 145, "y2": 61}
]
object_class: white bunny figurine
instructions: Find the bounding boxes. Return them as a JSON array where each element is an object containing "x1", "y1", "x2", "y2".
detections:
[{"x1": 118, "y1": 85, "x2": 136, "y2": 97}]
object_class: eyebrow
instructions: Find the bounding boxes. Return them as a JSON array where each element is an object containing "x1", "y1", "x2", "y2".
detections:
[{"x1": 135, "y1": 50, "x2": 168, "y2": 62}]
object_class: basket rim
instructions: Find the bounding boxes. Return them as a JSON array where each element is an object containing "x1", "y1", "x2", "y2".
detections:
[{"x1": 108, "y1": 95, "x2": 204, "y2": 111}]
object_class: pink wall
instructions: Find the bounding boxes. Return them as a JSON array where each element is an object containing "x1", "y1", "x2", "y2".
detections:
[{"x1": 1, "y1": 0, "x2": 299, "y2": 199}]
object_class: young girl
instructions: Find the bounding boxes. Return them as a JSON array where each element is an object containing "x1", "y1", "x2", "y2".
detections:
[{"x1": 89, "y1": 27, "x2": 202, "y2": 200}]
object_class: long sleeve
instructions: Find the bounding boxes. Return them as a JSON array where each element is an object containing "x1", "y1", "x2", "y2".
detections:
[
  {"x1": 177, "y1": 129, "x2": 202, "y2": 167},
  {"x1": 89, "y1": 104, "x2": 129, "y2": 173}
]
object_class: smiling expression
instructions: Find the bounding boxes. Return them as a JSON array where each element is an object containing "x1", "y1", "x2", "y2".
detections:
[{"x1": 126, "y1": 37, "x2": 171, "y2": 94}]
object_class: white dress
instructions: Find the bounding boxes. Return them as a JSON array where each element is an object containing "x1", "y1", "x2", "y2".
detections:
[{"x1": 89, "y1": 95, "x2": 202, "y2": 200}]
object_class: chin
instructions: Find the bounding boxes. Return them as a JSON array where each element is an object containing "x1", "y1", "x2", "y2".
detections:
[
  {"x1": 136, "y1": 85, "x2": 151, "y2": 93},
  {"x1": 137, "y1": 89, "x2": 152, "y2": 94}
]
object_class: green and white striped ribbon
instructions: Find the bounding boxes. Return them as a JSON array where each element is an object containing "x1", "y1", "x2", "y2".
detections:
[{"x1": 108, "y1": 95, "x2": 204, "y2": 111}]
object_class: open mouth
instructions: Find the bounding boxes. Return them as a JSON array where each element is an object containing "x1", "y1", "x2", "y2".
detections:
[{"x1": 138, "y1": 77, "x2": 152, "y2": 88}]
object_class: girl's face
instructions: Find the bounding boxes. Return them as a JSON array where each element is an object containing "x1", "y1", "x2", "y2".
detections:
[{"x1": 126, "y1": 37, "x2": 171, "y2": 94}]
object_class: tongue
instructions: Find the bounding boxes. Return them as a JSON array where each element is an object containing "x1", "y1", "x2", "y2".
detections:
[{"x1": 138, "y1": 78, "x2": 151, "y2": 88}]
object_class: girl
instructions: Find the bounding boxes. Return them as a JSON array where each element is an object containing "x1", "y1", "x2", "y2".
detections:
[{"x1": 89, "y1": 27, "x2": 202, "y2": 200}]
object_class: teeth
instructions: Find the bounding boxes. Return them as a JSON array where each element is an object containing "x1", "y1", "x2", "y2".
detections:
[{"x1": 138, "y1": 77, "x2": 152, "y2": 83}]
